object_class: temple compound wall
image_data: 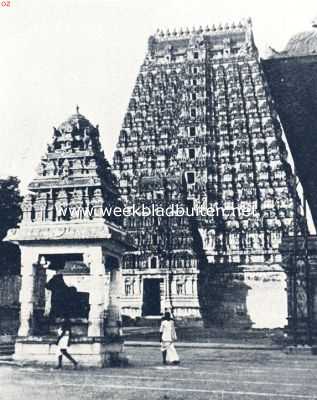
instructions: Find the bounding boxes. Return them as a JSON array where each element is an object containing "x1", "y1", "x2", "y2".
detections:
[{"x1": 281, "y1": 236, "x2": 317, "y2": 346}]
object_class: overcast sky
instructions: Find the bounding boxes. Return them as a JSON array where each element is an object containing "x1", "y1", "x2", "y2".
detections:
[{"x1": 0, "y1": 0, "x2": 316, "y2": 192}]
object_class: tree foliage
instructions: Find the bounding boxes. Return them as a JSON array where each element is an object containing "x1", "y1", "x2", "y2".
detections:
[{"x1": 0, "y1": 176, "x2": 22, "y2": 241}]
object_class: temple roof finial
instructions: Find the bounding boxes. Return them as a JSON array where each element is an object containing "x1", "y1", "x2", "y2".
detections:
[{"x1": 76, "y1": 105, "x2": 80, "y2": 114}]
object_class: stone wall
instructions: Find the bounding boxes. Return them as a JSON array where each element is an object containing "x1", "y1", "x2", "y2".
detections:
[
  {"x1": 0, "y1": 275, "x2": 20, "y2": 307},
  {"x1": 0, "y1": 274, "x2": 21, "y2": 335}
]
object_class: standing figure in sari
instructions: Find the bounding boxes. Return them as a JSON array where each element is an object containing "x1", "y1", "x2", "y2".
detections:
[{"x1": 159, "y1": 311, "x2": 180, "y2": 365}]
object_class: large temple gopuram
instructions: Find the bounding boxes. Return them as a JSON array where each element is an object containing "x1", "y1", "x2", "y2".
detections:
[{"x1": 113, "y1": 19, "x2": 316, "y2": 328}]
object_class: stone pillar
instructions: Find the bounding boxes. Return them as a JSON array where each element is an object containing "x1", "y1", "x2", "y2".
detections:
[
  {"x1": 103, "y1": 272, "x2": 111, "y2": 312},
  {"x1": 103, "y1": 254, "x2": 128, "y2": 366},
  {"x1": 87, "y1": 247, "x2": 105, "y2": 337},
  {"x1": 106, "y1": 257, "x2": 123, "y2": 336},
  {"x1": 171, "y1": 275, "x2": 176, "y2": 296},
  {"x1": 18, "y1": 248, "x2": 36, "y2": 337},
  {"x1": 164, "y1": 272, "x2": 172, "y2": 311},
  {"x1": 44, "y1": 268, "x2": 56, "y2": 317},
  {"x1": 185, "y1": 276, "x2": 191, "y2": 295},
  {"x1": 193, "y1": 275, "x2": 198, "y2": 297}
]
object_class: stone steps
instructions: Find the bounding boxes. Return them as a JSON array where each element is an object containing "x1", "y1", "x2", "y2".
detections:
[
  {"x1": 0, "y1": 343, "x2": 14, "y2": 355},
  {"x1": 135, "y1": 317, "x2": 162, "y2": 327}
]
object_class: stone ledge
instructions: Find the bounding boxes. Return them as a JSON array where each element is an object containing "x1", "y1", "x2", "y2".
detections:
[
  {"x1": 285, "y1": 345, "x2": 313, "y2": 354},
  {"x1": 16, "y1": 335, "x2": 124, "y2": 344},
  {"x1": 13, "y1": 339, "x2": 127, "y2": 367}
]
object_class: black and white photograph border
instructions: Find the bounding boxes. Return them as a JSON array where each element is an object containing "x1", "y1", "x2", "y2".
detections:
[{"x1": 1, "y1": 0, "x2": 317, "y2": 399}]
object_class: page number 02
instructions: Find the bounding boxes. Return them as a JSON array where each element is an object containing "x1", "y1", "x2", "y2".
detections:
[{"x1": 1, "y1": 1, "x2": 10, "y2": 7}]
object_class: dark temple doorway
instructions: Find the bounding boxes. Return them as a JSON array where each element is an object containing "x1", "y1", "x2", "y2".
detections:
[{"x1": 142, "y1": 279, "x2": 162, "y2": 316}]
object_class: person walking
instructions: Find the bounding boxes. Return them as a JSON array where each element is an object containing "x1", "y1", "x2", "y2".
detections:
[
  {"x1": 55, "y1": 320, "x2": 78, "y2": 369},
  {"x1": 159, "y1": 311, "x2": 180, "y2": 365}
]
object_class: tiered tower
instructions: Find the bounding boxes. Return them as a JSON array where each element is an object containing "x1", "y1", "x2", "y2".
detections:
[
  {"x1": 23, "y1": 107, "x2": 121, "y2": 224},
  {"x1": 113, "y1": 20, "x2": 302, "y2": 325}
]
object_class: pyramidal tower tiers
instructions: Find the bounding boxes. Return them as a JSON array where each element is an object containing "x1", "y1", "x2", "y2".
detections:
[
  {"x1": 22, "y1": 107, "x2": 122, "y2": 226},
  {"x1": 113, "y1": 20, "x2": 303, "y2": 327}
]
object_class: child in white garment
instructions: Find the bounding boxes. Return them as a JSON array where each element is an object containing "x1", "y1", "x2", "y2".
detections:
[{"x1": 56, "y1": 320, "x2": 78, "y2": 369}]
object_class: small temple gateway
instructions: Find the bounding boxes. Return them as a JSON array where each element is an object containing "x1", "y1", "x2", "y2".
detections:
[{"x1": 6, "y1": 108, "x2": 134, "y2": 366}]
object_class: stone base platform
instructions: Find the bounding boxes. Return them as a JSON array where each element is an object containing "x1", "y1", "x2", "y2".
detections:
[
  {"x1": 199, "y1": 264, "x2": 288, "y2": 329},
  {"x1": 14, "y1": 336, "x2": 128, "y2": 367}
]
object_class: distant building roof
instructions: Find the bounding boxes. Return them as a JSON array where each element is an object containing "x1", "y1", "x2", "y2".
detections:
[{"x1": 284, "y1": 19, "x2": 317, "y2": 56}]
